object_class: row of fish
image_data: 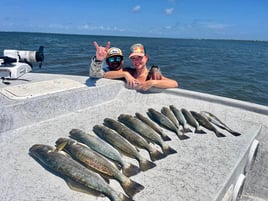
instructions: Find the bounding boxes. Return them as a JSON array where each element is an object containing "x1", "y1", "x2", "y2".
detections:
[
  {"x1": 29, "y1": 104, "x2": 241, "y2": 201},
  {"x1": 145, "y1": 105, "x2": 241, "y2": 139}
]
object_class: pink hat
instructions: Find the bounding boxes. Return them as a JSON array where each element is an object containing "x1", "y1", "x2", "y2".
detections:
[{"x1": 129, "y1": 43, "x2": 146, "y2": 58}]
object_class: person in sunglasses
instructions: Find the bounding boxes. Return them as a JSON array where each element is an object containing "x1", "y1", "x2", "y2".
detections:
[{"x1": 89, "y1": 41, "x2": 127, "y2": 78}]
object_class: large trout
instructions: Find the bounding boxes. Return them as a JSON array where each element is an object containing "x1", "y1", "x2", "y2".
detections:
[
  {"x1": 29, "y1": 144, "x2": 133, "y2": 201},
  {"x1": 55, "y1": 138, "x2": 144, "y2": 198}
]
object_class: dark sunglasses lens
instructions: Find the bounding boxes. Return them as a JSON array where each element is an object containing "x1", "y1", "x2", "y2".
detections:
[
  {"x1": 108, "y1": 57, "x2": 114, "y2": 63},
  {"x1": 115, "y1": 57, "x2": 122, "y2": 62},
  {"x1": 108, "y1": 56, "x2": 122, "y2": 63}
]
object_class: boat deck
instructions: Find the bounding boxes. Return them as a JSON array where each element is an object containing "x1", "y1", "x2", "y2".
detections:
[{"x1": 0, "y1": 73, "x2": 267, "y2": 201}]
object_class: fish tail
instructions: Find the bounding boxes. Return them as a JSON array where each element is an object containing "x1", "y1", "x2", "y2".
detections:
[
  {"x1": 176, "y1": 130, "x2": 190, "y2": 140},
  {"x1": 230, "y1": 131, "x2": 242, "y2": 136},
  {"x1": 139, "y1": 158, "x2": 156, "y2": 171},
  {"x1": 122, "y1": 163, "x2": 141, "y2": 177},
  {"x1": 121, "y1": 178, "x2": 144, "y2": 198},
  {"x1": 183, "y1": 127, "x2": 192, "y2": 133},
  {"x1": 195, "y1": 128, "x2": 206, "y2": 134},
  {"x1": 177, "y1": 134, "x2": 190, "y2": 140},
  {"x1": 215, "y1": 131, "x2": 226, "y2": 138},
  {"x1": 162, "y1": 144, "x2": 177, "y2": 156},
  {"x1": 149, "y1": 149, "x2": 166, "y2": 161},
  {"x1": 117, "y1": 193, "x2": 134, "y2": 201},
  {"x1": 161, "y1": 134, "x2": 172, "y2": 141}
]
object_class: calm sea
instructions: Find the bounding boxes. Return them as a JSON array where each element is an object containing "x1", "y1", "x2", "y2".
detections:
[{"x1": 1, "y1": 32, "x2": 268, "y2": 107}]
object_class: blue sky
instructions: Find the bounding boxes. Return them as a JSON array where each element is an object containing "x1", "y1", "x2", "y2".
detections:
[{"x1": 0, "y1": 0, "x2": 267, "y2": 40}]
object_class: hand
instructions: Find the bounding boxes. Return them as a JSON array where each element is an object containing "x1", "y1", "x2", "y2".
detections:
[
  {"x1": 93, "y1": 41, "x2": 111, "y2": 61},
  {"x1": 124, "y1": 72, "x2": 139, "y2": 89},
  {"x1": 136, "y1": 80, "x2": 155, "y2": 91},
  {"x1": 147, "y1": 67, "x2": 162, "y2": 80}
]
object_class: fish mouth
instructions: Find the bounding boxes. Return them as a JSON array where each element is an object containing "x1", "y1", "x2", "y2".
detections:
[{"x1": 29, "y1": 144, "x2": 54, "y2": 158}]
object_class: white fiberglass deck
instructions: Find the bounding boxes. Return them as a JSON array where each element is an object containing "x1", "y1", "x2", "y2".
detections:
[{"x1": 0, "y1": 73, "x2": 267, "y2": 201}]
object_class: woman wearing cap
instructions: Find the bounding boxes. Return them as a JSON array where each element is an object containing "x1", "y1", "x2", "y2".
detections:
[
  {"x1": 125, "y1": 43, "x2": 178, "y2": 91},
  {"x1": 89, "y1": 41, "x2": 125, "y2": 78}
]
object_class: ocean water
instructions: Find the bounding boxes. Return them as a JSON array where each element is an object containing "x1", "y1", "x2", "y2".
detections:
[{"x1": 0, "y1": 32, "x2": 268, "y2": 107}]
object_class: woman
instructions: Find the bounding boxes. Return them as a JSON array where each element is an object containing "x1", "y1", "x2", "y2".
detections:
[{"x1": 124, "y1": 43, "x2": 178, "y2": 91}]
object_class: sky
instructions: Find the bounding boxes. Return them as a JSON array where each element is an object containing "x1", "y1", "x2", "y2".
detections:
[{"x1": 0, "y1": 0, "x2": 267, "y2": 41}]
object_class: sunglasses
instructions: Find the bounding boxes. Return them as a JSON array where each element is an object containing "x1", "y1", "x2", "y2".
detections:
[{"x1": 107, "y1": 56, "x2": 122, "y2": 63}]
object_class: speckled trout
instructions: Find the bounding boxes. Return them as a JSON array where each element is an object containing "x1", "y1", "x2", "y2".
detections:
[
  {"x1": 29, "y1": 144, "x2": 133, "y2": 201},
  {"x1": 93, "y1": 124, "x2": 156, "y2": 171},
  {"x1": 103, "y1": 117, "x2": 166, "y2": 161},
  {"x1": 169, "y1": 105, "x2": 192, "y2": 133},
  {"x1": 161, "y1": 106, "x2": 180, "y2": 129},
  {"x1": 69, "y1": 129, "x2": 140, "y2": 177},
  {"x1": 118, "y1": 114, "x2": 177, "y2": 156},
  {"x1": 135, "y1": 112, "x2": 171, "y2": 141},
  {"x1": 200, "y1": 111, "x2": 241, "y2": 136},
  {"x1": 181, "y1": 108, "x2": 206, "y2": 134},
  {"x1": 55, "y1": 138, "x2": 144, "y2": 198},
  {"x1": 190, "y1": 111, "x2": 226, "y2": 137},
  {"x1": 148, "y1": 108, "x2": 189, "y2": 140}
]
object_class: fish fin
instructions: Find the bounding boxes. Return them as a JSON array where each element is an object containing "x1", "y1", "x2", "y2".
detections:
[
  {"x1": 139, "y1": 159, "x2": 156, "y2": 171},
  {"x1": 118, "y1": 193, "x2": 135, "y2": 201},
  {"x1": 55, "y1": 141, "x2": 67, "y2": 152},
  {"x1": 122, "y1": 163, "x2": 141, "y2": 177},
  {"x1": 163, "y1": 145, "x2": 177, "y2": 156},
  {"x1": 161, "y1": 134, "x2": 172, "y2": 141},
  {"x1": 195, "y1": 129, "x2": 206, "y2": 134},
  {"x1": 150, "y1": 149, "x2": 166, "y2": 161},
  {"x1": 65, "y1": 178, "x2": 104, "y2": 197},
  {"x1": 215, "y1": 131, "x2": 226, "y2": 138},
  {"x1": 121, "y1": 178, "x2": 144, "y2": 198},
  {"x1": 229, "y1": 131, "x2": 242, "y2": 136},
  {"x1": 176, "y1": 130, "x2": 190, "y2": 140},
  {"x1": 177, "y1": 133, "x2": 190, "y2": 140},
  {"x1": 183, "y1": 127, "x2": 193, "y2": 133}
]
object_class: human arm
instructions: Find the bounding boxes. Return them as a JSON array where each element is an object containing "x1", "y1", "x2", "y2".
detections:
[
  {"x1": 103, "y1": 68, "x2": 139, "y2": 89},
  {"x1": 136, "y1": 75, "x2": 178, "y2": 91},
  {"x1": 89, "y1": 56, "x2": 105, "y2": 78},
  {"x1": 89, "y1": 41, "x2": 110, "y2": 78}
]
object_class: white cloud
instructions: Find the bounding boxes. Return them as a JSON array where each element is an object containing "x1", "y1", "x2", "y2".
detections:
[
  {"x1": 165, "y1": 8, "x2": 174, "y2": 15},
  {"x1": 132, "y1": 5, "x2": 141, "y2": 12}
]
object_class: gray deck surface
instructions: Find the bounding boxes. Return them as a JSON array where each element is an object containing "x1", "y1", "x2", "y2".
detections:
[{"x1": 0, "y1": 73, "x2": 267, "y2": 201}]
